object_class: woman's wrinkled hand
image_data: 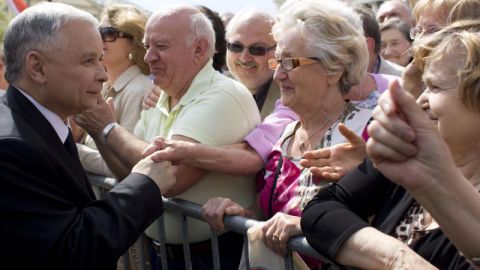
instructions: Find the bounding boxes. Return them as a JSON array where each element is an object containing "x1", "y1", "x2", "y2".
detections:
[
  {"x1": 366, "y1": 80, "x2": 455, "y2": 193},
  {"x1": 261, "y1": 213, "x2": 302, "y2": 256},
  {"x1": 300, "y1": 123, "x2": 366, "y2": 181}
]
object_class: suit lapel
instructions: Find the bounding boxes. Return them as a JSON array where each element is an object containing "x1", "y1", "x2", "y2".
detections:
[
  {"x1": 260, "y1": 80, "x2": 281, "y2": 120},
  {"x1": 6, "y1": 87, "x2": 95, "y2": 200}
]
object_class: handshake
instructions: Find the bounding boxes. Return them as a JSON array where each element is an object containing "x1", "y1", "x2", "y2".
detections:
[{"x1": 132, "y1": 140, "x2": 179, "y2": 196}]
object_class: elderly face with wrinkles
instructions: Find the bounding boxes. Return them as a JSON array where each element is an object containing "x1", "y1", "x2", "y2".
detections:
[{"x1": 226, "y1": 12, "x2": 276, "y2": 94}]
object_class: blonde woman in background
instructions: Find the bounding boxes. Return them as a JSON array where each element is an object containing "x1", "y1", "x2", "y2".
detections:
[{"x1": 75, "y1": 4, "x2": 155, "y2": 178}]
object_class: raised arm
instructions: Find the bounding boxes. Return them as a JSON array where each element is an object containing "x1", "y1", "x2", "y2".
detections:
[
  {"x1": 367, "y1": 81, "x2": 480, "y2": 261},
  {"x1": 145, "y1": 139, "x2": 264, "y2": 175}
]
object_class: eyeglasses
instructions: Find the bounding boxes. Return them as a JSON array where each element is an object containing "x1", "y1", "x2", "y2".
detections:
[
  {"x1": 99, "y1": 26, "x2": 133, "y2": 42},
  {"x1": 226, "y1": 42, "x2": 276, "y2": 56},
  {"x1": 268, "y1": 57, "x2": 321, "y2": 71},
  {"x1": 409, "y1": 25, "x2": 441, "y2": 39}
]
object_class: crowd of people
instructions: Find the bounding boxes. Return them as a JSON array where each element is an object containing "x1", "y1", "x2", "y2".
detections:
[{"x1": 0, "y1": 0, "x2": 479, "y2": 269}]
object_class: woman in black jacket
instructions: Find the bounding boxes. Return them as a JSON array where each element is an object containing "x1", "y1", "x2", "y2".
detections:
[{"x1": 302, "y1": 20, "x2": 480, "y2": 270}]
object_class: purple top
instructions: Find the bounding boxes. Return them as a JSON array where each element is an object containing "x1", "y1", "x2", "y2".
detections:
[
  {"x1": 371, "y1": 73, "x2": 401, "y2": 93},
  {"x1": 244, "y1": 100, "x2": 298, "y2": 162}
]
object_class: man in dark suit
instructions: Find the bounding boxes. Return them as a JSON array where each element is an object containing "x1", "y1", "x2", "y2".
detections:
[{"x1": 0, "y1": 3, "x2": 176, "y2": 270}]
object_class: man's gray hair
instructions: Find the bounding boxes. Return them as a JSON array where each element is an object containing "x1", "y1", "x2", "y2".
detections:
[
  {"x1": 186, "y1": 11, "x2": 216, "y2": 58},
  {"x1": 3, "y1": 2, "x2": 98, "y2": 84},
  {"x1": 225, "y1": 9, "x2": 274, "y2": 39}
]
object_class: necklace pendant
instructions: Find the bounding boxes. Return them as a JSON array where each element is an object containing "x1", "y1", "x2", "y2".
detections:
[{"x1": 299, "y1": 140, "x2": 306, "y2": 153}]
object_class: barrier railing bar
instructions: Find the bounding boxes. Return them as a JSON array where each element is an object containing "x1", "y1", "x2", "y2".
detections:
[
  {"x1": 209, "y1": 228, "x2": 221, "y2": 270},
  {"x1": 88, "y1": 173, "x2": 339, "y2": 268},
  {"x1": 243, "y1": 235, "x2": 250, "y2": 270},
  {"x1": 92, "y1": 182, "x2": 132, "y2": 270},
  {"x1": 163, "y1": 198, "x2": 333, "y2": 262},
  {"x1": 285, "y1": 250, "x2": 293, "y2": 270},
  {"x1": 180, "y1": 215, "x2": 192, "y2": 270},
  {"x1": 155, "y1": 215, "x2": 169, "y2": 270}
]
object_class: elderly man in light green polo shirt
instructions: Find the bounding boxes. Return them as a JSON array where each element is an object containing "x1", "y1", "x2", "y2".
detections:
[{"x1": 76, "y1": 4, "x2": 260, "y2": 269}]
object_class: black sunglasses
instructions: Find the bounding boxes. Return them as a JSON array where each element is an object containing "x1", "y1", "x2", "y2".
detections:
[
  {"x1": 226, "y1": 42, "x2": 276, "y2": 56},
  {"x1": 99, "y1": 26, "x2": 133, "y2": 42}
]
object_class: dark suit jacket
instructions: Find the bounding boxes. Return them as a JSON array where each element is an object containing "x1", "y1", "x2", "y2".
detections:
[
  {"x1": 301, "y1": 159, "x2": 472, "y2": 270},
  {"x1": 0, "y1": 87, "x2": 164, "y2": 270}
]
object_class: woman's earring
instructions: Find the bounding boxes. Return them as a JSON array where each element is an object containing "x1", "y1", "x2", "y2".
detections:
[{"x1": 128, "y1": 52, "x2": 133, "y2": 61}]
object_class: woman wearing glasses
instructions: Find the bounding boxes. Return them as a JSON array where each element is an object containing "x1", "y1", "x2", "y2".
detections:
[
  {"x1": 74, "y1": 4, "x2": 154, "y2": 178},
  {"x1": 202, "y1": 0, "x2": 372, "y2": 268}
]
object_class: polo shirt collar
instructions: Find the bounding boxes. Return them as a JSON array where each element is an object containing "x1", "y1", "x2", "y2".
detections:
[{"x1": 157, "y1": 59, "x2": 215, "y2": 112}]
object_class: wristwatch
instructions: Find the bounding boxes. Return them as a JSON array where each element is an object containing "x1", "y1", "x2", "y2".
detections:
[{"x1": 101, "y1": 122, "x2": 119, "y2": 146}]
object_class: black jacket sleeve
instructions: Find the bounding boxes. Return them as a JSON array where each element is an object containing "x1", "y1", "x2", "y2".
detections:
[
  {"x1": 0, "y1": 138, "x2": 164, "y2": 270},
  {"x1": 301, "y1": 159, "x2": 396, "y2": 261}
]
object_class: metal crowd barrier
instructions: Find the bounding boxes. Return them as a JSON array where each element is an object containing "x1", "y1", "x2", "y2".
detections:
[{"x1": 88, "y1": 173, "x2": 341, "y2": 270}]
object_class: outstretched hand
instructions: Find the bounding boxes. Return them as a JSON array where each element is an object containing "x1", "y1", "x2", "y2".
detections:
[
  {"x1": 75, "y1": 95, "x2": 116, "y2": 139},
  {"x1": 142, "y1": 137, "x2": 196, "y2": 165},
  {"x1": 366, "y1": 80, "x2": 455, "y2": 192},
  {"x1": 300, "y1": 123, "x2": 366, "y2": 181}
]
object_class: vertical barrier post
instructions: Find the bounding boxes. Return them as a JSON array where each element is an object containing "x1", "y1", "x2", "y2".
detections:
[
  {"x1": 209, "y1": 228, "x2": 221, "y2": 270},
  {"x1": 243, "y1": 235, "x2": 250, "y2": 270},
  {"x1": 284, "y1": 249, "x2": 294, "y2": 270},
  {"x1": 156, "y1": 215, "x2": 169, "y2": 270},
  {"x1": 181, "y1": 215, "x2": 192, "y2": 270}
]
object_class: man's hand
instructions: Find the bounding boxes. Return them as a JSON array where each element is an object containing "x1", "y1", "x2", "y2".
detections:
[
  {"x1": 75, "y1": 95, "x2": 116, "y2": 139},
  {"x1": 132, "y1": 154, "x2": 176, "y2": 196},
  {"x1": 300, "y1": 124, "x2": 366, "y2": 181},
  {"x1": 142, "y1": 86, "x2": 161, "y2": 110},
  {"x1": 142, "y1": 137, "x2": 197, "y2": 164},
  {"x1": 202, "y1": 197, "x2": 251, "y2": 232}
]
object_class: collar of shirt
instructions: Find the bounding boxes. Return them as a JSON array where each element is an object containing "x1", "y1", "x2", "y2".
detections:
[
  {"x1": 253, "y1": 78, "x2": 273, "y2": 111},
  {"x1": 110, "y1": 65, "x2": 143, "y2": 93},
  {"x1": 156, "y1": 59, "x2": 215, "y2": 115},
  {"x1": 17, "y1": 87, "x2": 69, "y2": 143}
]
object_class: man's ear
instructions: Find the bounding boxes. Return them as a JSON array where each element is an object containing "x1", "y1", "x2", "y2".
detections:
[
  {"x1": 193, "y1": 38, "x2": 209, "y2": 63},
  {"x1": 365, "y1": 37, "x2": 376, "y2": 55},
  {"x1": 25, "y1": 51, "x2": 47, "y2": 84}
]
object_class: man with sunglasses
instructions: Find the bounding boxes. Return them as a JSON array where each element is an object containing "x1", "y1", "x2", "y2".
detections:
[
  {"x1": 76, "y1": 5, "x2": 260, "y2": 269},
  {"x1": 225, "y1": 9, "x2": 281, "y2": 120}
]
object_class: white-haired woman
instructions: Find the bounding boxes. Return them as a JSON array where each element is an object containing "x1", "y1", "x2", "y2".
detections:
[{"x1": 202, "y1": 0, "x2": 372, "y2": 268}]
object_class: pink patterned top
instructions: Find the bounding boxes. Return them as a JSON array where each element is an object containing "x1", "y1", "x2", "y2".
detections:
[
  {"x1": 258, "y1": 103, "x2": 372, "y2": 217},
  {"x1": 257, "y1": 103, "x2": 372, "y2": 268}
]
